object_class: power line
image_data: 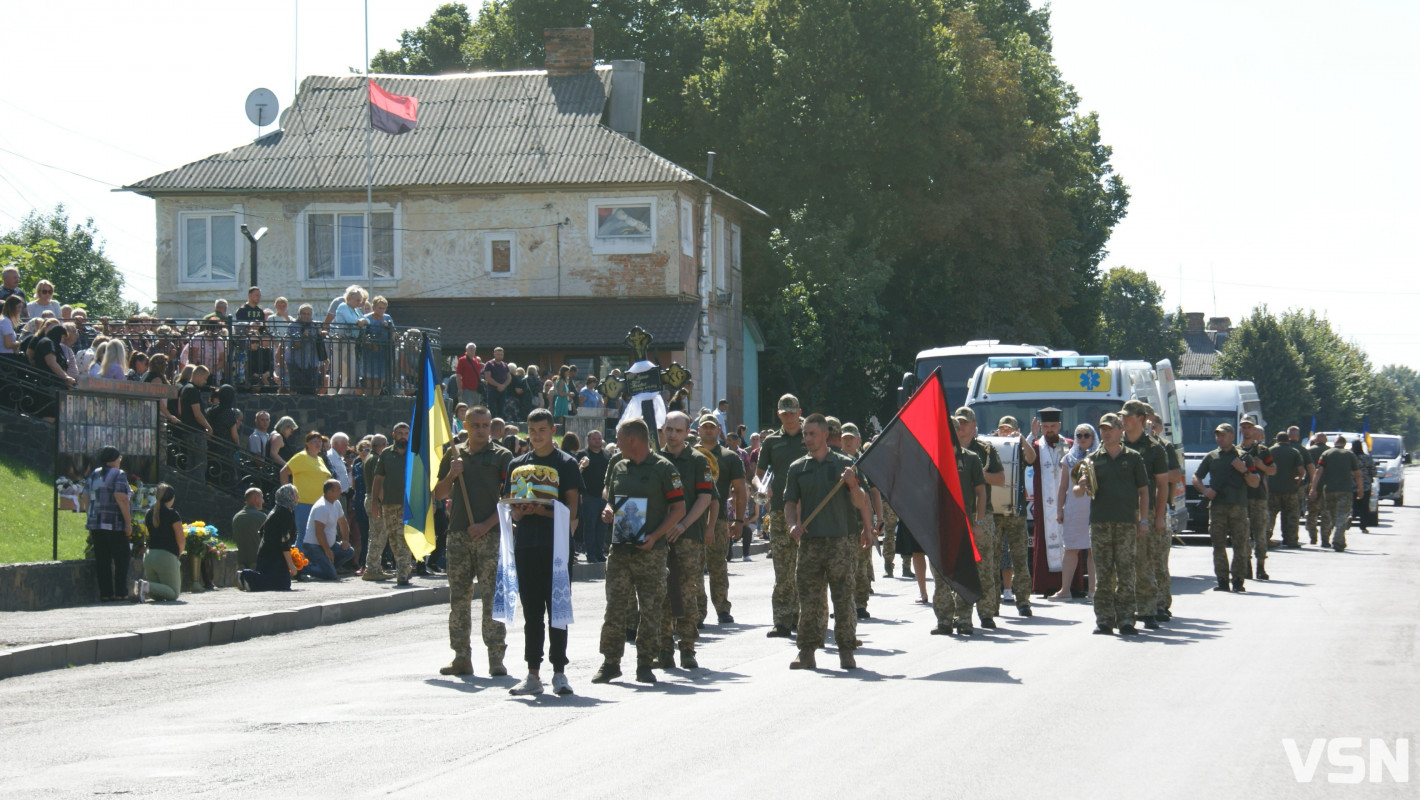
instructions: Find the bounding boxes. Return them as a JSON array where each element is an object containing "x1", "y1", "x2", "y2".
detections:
[
  {"x1": 0, "y1": 97, "x2": 167, "y2": 166},
  {"x1": 0, "y1": 145, "x2": 121, "y2": 188}
]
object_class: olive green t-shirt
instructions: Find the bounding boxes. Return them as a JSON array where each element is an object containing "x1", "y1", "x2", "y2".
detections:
[
  {"x1": 1088, "y1": 445, "x2": 1149, "y2": 523},
  {"x1": 372, "y1": 446, "x2": 408, "y2": 506},
  {"x1": 956, "y1": 447, "x2": 986, "y2": 519},
  {"x1": 784, "y1": 450, "x2": 859, "y2": 538},
  {"x1": 1123, "y1": 432, "x2": 1169, "y2": 512},
  {"x1": 664, "y1": 446, "x2": 719, "y2": 542},
  {"x1": 1317, "y1": 447, "x2": 1360, "y2": 493},
  {"x1": 1195, "y1": 447, "x2": 1253, "y2": 507},
  {"x1": 1268, "y1": 442, "x2": 1304, "y2": 495},
  {"x1": 759, "y1": 427, "x2": 807, "y2": 510},
  {"x1": 965, "y1": 438, "x2": 1002, "y2": 511},
  {"x1": 709, "y1": 443, "x2": 747, "y2": 508},
  {"x1": 1243, "y1": 441, "x2": 1273, "y2": 500},
  {"x1": 606, "y1": 452, "x2": 685, "y2": 550},
  {"x1": 437, "y1": 440, "x2": 513, "y2": 530}
]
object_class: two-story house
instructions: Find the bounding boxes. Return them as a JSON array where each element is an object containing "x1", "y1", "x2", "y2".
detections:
[{"x1": 123, "y1": 28, "x2": 768, "y2": 431}]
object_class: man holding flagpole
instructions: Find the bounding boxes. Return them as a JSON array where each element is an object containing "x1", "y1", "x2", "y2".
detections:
[{"x1": 502, "y1": 409, "x2": 582, "y2": 696}]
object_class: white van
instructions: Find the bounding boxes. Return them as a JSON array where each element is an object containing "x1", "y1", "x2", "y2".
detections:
[
  {"x1": 903, "y1": 341, "x2": 1078, "y2": 410},
  {"x1": 1177, "y1": 380, "x2": 1264, "y2": 531}
]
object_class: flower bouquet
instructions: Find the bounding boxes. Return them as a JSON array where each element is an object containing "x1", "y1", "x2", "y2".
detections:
[
  {"x1": 129, "y1": 520, "x2": 148, "y2": 558},
  {"x1": 183, "y1": 521, "x2": 226, "y2": 590},
  {"x1": 289, "y1": 547, "x2": 309, "y2": 571}
]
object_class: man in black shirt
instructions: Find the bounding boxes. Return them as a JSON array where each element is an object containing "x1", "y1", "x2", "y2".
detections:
[
  {"x1": 577, "y1": 429, "x2": 611, "y2": 563},
  {"x1": 503, "y1": 409, "x2": 583, "y2": 696},
  {"x1": 235, "y1": 287, "x2": 266, "y2": 324}
]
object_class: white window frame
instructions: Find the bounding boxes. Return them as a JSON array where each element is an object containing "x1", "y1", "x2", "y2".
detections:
[
  {"x1": 679, "y1": 198, "x2": 695, "y2": 257},
  {"x1": 177, "y1": 206, "x2": 243, "y2": 287},
  {"x1": 297, "y1": 202, "x2": 402, "y2": 286},
  {"x1": 588, "y1": 195, "x2": 656, "y2": 255},
  {"x1": 484, "y1": 231, "x2": 518, "y2": 277},
  {"x1": 713, "y1": 213, "x2": 726, "y2": 291}
]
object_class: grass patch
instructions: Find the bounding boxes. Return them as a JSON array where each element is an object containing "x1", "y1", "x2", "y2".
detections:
[{"x1": 0, "y1": 455, "x2": 90, "y2": 563}]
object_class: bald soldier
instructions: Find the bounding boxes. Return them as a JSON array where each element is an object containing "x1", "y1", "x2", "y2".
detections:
[{"x1": 757, "y1": 394, "x2": 809, "y2": 638}]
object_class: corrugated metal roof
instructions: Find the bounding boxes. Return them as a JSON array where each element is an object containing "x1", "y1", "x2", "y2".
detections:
[
  {"x1": 123, "y1": 68, "x2": 728, "y2": 197},
  {"x1": 396, "y1": 296, "x2": 701, "y2": 351},
  {"x1": 1180, "y1": 330, "x2": 1220, "y2": 379}
]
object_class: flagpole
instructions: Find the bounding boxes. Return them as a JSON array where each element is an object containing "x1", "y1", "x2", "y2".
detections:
[{"x1": 364, "y1": 0, "x2": 373, "y2": 279}]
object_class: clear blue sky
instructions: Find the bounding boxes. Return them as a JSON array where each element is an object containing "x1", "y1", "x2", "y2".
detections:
[{"x1": 1, "y1": 1, "x2": 1416, "y2": 371}]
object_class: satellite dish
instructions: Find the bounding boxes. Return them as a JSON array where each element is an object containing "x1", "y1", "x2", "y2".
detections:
[{"x1": 245, "y1": 88, "x2": 280, "y2": 127}]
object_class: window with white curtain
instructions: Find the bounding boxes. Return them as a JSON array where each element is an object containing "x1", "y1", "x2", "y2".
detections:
[
  {"x1": 179, "y1": 212, "x2": 239, "y2": 284},
  {"x1": 301, "y1": 206, "x2": 397, "y2": 281}
]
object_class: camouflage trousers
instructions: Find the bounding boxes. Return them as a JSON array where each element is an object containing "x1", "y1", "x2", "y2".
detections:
[
  {"x1": 1134, "y1": 519, "x2": 1160, "y2": 619},
  {"x1": 881, "y1": 503, "x2": 898, "y2": 571},
  {"x1": 1155, "y1": 526, "x2": 1174, "y2": 612},
  {"x1": 1325, "y1": 491, "x2": 1353, "y2": 550},
  {"x1": 659, "y1": 537, "x2": 706, "y2": 654},
  {"x1": 794, "y1": 536, "x2": 858, "y2": 652},
  {"x1": 1269, "y1": 491, "x2": 1301, "y2": 546},
  {"x1": 1305, "y1": 491, "x2": 1324, "y2": 542},
  {"x1": 1209, "y1": 503, "x2": 1250, "y2": 585},
  {"x1": 855, "y1": 537, "x2": 873, "y2": 609},
  {"x1": 365, "y1": 503, "x2": 414, "y2": 580},
  {"x1": 446, "y1": 526, "x2": 506, "y2": 664},
  {"x1": 996, "y1": 513, "x2": 1031, "y2": 606},
  {"x1": 700, "y1": 520, "x2": 732, "y2": 619},
  {"x1": 1248, "y1": 498, "x2": 1270, "y2": 569},
  {"x1": 1091, "y1": 521, "x2": 1138, "y2": 628},
  {"x1": 768, "y1": 509, "x2": 800, "y2": 628},
  {"x1": 939, "y1": 514, "x2": 999, "y2": 624},
  {"x1": 599, "y1": 545, "x2": 667, "y2": 667}
]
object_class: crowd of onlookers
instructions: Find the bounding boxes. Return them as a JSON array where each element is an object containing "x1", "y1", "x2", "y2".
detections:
[{"x1": 2, "y1": 273, "x2": 430, "y2": 416}]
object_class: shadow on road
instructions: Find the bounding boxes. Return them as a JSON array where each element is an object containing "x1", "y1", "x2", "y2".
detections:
[
  {"x1": 507, "y1": 692, "x2": 613, "y2": 707},
  {"x1": 1171, "y1": 575, "x2": 1226, "y2": 595},
  {"x1": 916, "y1": 666, "x2": 1021, "y2": 684},
  {"x1": 423, "y1": 677, "x2": 507, "y2": 694}
]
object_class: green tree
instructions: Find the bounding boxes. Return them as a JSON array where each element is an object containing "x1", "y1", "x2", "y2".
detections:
[
  {"x1": 1277, "y1": 310, "x2": 1370, "y2": 430},
  {"x1": 1096, "y1": 267, "x2": 1183, "y2": 365},
  {"x1": 1, "y1": 205, "x2": 133, "y2": 318},
  {"x1": 370, "y1": 3, "x2": 476, "y2": 74},
  {"x1": 1378, "y1": 365, "x2": 1420, "y2": 444},
  {"x1": 1215, "y1": 306, "x2": 1316, "y2": 429}
]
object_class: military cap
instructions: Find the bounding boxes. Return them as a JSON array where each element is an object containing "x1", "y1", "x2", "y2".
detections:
[
  {"x1": 954, "y1": 406, "x2": 976, "y2": 423},
  {"x1": 1098, "y1": 413, "x2": 1123, "y2": 429},
  {"x1": 1121, "y1": 399, "x2": 1153, "y2": 417},
  {"x1": 841, "y1": 422, "x2": 861, "y2": 438},
  {"x1": 697, "y1": 414, "x2": 721, "y2": 429},
  {"x1": 825, "y1": 416, "x2": 842, "y2": 435},
  {"x1": 1215, "y1": 422, "x2": 1235, "y2": 434},
  {"x1": 777, "y1": 394, "x2": 800, "y2": 412},
  {"x1": 998, "y1": 415, "x2": 1019, "y2": 429}
]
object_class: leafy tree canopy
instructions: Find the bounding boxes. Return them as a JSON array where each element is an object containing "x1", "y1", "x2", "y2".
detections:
[{"x1": 1, "y1": 205, "x2": 134, "y2": 318}]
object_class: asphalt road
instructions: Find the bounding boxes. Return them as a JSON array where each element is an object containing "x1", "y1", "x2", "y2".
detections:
[{"x1": 3, "y1": 494, "x2": 1417, "y2": 799}]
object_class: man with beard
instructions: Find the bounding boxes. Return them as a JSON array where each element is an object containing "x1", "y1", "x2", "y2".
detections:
[{"x1": 369, "y1": 422, "x2": 416, "y2": 585}]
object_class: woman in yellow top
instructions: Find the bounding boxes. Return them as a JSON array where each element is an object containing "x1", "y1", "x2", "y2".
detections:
[{"x1": 279, "y1": 430, "x2": 331, "y2": 535}]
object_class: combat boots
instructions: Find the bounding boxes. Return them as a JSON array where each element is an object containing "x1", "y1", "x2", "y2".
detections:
[
  {"x1": 591, "y1": 661, "x2": 622, "y2": 683},
  {"x1": 439, "y1": 655, "x2": 473, "y2": 676},
  {"x1": 656, "y1": 650, "x2": 677, "y2": 670},
  {"x1": 679, "y1": 649, "x2": 699, "y2": 669},
  {"x1": 789, "y1": 649, "x2": 817, "y2": 670},
  {"x1": 489, "y1": 650, "x2": 508, "y2": 677},
  {"x1": 839, "y1": 651, "x2": 857, "y2": 670}
]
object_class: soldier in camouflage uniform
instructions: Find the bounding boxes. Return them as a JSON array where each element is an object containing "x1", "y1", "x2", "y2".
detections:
[
  {"x1": 1239, "y1": 417, "x2": 1275, "y2": 579},
  {"x1": 1193, "y1": 423, "x2": 1259, "y2": 592},
  {"x1": 936, "y1": 415, "x2": 988, "y2": 635},
  {"x1": 1304, "y1": 432, "x2": 1329, "y2": 544},
  {"x1": 592, "y1": 419, "x2": 687, "y2": 685},
  {"x1": 784, "y1": 414, "x2": 873, "y2": 670},
  {"x1": 943, "y1": 408, "x2": 999, "y2": 630},
  {"x1": 1286, "y1": 426, "x2": 1316, "y2": 545},
  {"x1": 1150, "y1": 416, "x2": 1183, "y2": 620},
  {"x1": 756, "y1": 394, "x2": 808, "y2": 638},
  {"x1": 1309, "y1": 436, "x2": 1362, "y2": 553},
  {"x1": 698, "y1": 415, "x2": 746, "y2": 625},
  {"x1": 1268, "y1": 430, "x2": 1305, "y2": 548},
  {"x1": 433, "y1": 406, "x2": 513, "y2": 677},
  {"x1": 1086, "y1": 414, "x2": 1150, "y2": 635},
  {"x1": 1121, "y1": 400, "x2": 1170, "y2": 628},
  {"x1": 657, "y1": 412, "x2": 719, "y2": 669},
  {"x1": 840, "y1": 423, "x2": 879, "y2": 619},
  {"x1": 369, "y1": 422, "x2": 416, "y2": 585},
  {"x1": 880, "y1": 499, "x2": 898, "y2": 576}
]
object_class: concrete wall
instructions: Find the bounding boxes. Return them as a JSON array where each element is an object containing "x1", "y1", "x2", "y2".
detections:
[{"x1": 0, "y1": 409, "x2": 55, "y2": 473}]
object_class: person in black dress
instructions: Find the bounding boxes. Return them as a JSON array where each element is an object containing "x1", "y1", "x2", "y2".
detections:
[{"x1": 238, "y1": 484, "x2": 300, "y2": 591}]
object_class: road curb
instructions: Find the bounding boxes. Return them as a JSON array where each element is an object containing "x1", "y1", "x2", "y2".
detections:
[{"x1": 0, "y1": 585, "x2": 451, "y2": 681}]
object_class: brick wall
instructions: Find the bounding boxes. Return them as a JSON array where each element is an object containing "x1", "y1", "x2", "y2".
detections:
[{"x1": 545, "y1": 27, "x2": 594, "y2": 76}]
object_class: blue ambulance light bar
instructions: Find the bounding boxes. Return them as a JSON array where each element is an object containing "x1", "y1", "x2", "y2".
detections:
[{"x1": 985, "y1": 355, "x2": 1110, "y2": 370}]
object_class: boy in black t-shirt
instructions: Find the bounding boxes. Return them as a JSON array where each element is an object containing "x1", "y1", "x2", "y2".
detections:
[{"x1": 502, "y1": 409, "x2": 583, "y2": 696}]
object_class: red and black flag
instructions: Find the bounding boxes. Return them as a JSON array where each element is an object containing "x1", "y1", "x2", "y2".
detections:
[
  {"x1": 857, "y1": 367, "x2": 982, "y2": 603},
  {"x1": 369, "y1": 79, "x2": 418, "y2": 135}
]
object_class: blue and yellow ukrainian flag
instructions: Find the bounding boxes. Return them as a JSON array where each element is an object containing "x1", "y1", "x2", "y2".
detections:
[
  {"x1": 1363, "y1": 415, "x2": 1372, "y2": 452},
  {"x1": 404, "y1": 337, "x2": 451, "y2": 560}
]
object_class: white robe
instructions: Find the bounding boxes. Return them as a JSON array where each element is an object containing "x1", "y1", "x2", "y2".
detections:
[{"x1": 1034, "y1": 436, "x2": 1068, "y2": 572}]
